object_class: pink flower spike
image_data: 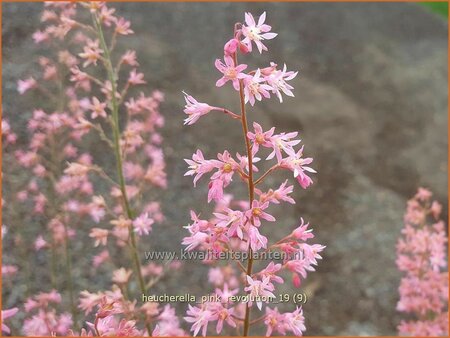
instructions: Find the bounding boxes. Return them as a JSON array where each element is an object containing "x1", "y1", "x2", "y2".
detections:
[
  {"x1": 243, "y1": 69, "x2": 273, "y2": 106},
  {"x1": 183, "y1": 92, "x2": 218, "y2": 125},
  {"x1": 242, "y1": 12, "x2": 278, "y2": 53},
  {"x1": 215, "y1": 55, "x2": 247, "y2": 91}
]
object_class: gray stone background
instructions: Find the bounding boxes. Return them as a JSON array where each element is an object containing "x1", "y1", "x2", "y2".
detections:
[{"x1": 2, "y1": 2, "x2": 447, "y2": 336}]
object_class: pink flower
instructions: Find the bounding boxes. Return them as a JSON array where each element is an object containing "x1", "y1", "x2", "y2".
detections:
[
  {"x1": 241, "y1": 12, "x2": 278, "y2": 53},
  {"x1": 415, "y1": 187, "x2": 432, "y2": 201},
  {"x1": 128, "y1": 69, "x2": 146, "y2": 85},
  {"x1": 64, "y1": 162, "x2": 91, "y2": 176},
  {"x1": 244, "y1": 275, "x2": 275, "y2": 310},
  {"x1": 280, "y1": 145, "x2": 316, "y2": 188},
  {"x1": 32, "y1": 30, "x2": 49, "y2": 44},
  {"x1": 79, "y1": 291, "x2": 103, "y2": 315},
  {"x1": 89, "y1": 97, "x2": 107, "y2": 119},
  {"x1": 224, "y1": 38, "x2": 249, "y2": 55},
  {"x1": 267, "y1": 131, "x2": 300, "y2": 163},
  {"x1": 215, "y1": 283, "x2": 239, "y2": 303},
  {"x1": 264, "y1": 307, "x2": 287, "y2": 336},
  {"x1": 133, "y1": 212, "x2": 154, "y2": 236},
  {"x1": 215, "y1": 55, "x2": 247, "y2": 91},
  {"x1": 121, "y1": 50, "x2": 139, "y2": 66},
  {"x1": 302, "y1": 243, "x2": 325, "y2": 265},
  {"x1": 93, "y1": 250, "x2": 110, "y2": 268},
  {"x1": 183, "y1": 92, "x2": 218, "y2": 125},
  {"x1": 70, "y1": 66, "x2": 91, "y2": 90},
  {"x1": 1, "y1": 265, "x2": 18, "y2": 277},
  {"x1": 264, "y1": 63, "x2": 298, "y2": 102},
  {"x1": 78, "y1": 39, "x2": 103, "y2": 67},
  {"x1": 115, "y1": 17, "x2": 133, "y2": 35},
  {"x1": 214, "y1": 208, "x2": 245, "y2": 239},
  {"x1": 285, "y1": 255, "x2": 315, "y2": 287},
  {"x1": 96, "y1": 297, "x2": 123, "y2": 319},
  {"x1": 184, "y1": 304, "x2": 215, "y2": 336},
  {"x1": 246, "y1": 200, "x2": 275, "y2": 227},
  {"x1": 208, "y1": 179, "x2": 224, "y2": 203},
  {"x1": 247, "y1": 122, "x2": 275, "y2": 156},
  {"x1": 182, "y1": 230, "x2": 209, "y2": 251},
  {"x1": 17, "y1": 77, "x2": 37, "y2": 94},
  {"x1": 291, "y1": 218, "x2": 314, "y2": 241},
  {"x1": 247, "y1": 225, "x2": 268, "y2": 251},
  {"x1": 258, "y1": 262, "x2": 284, "y2": 285},
  {"x1": 257, "y1": 179, "x2": 295, "y2": 205},
  {"x1": 34, "y1": 235, "x2": 48, "y2": 250},
  {"x1": 185, "y1": 150, "x2": 220, "y2": 186},
  {"x1": 285, "y1": 307, "x2": 306, "y2": 336},
  {"x1": 89, "y1": 228, "x2": 108, "y2": 246},
  {"x1": 89, "y1": 196, "x2": 106, "y2": 223},
  {"x1": 112, "y1": 268, "x2": 132, "y2": 285},
  {"x1": 99, "y1": 6, "x2": 116, "y2": 26},
  {"x1": 243, "y1": 69, "x2": 273, "y2": 106}
]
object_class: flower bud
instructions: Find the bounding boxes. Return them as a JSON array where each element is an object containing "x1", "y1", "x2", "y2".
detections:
[{"x1": 224, "y1": 38, "x2": 239, "y2": 55}]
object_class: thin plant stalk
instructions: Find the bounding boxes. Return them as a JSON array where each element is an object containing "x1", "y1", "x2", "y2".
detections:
[
  {"x1": 91, "y1": 13, "x2": 152, "y2": 335},
  {"x1": 233, "y1": 51, "x2": 255, "y2": 337}
]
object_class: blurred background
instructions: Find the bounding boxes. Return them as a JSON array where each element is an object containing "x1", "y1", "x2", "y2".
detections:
[{"x1": 2, "y1": 2, "x2": 448, "y2": 336}]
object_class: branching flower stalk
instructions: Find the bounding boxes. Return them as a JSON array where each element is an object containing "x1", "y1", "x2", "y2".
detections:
[
  {"x1": 233, "y1": 50, "x2": 256, "y2": 336},
  {"x1": 91, "y1": 9, "x2": 147, "y2": 305},
  {"x1": 182, "y1": 11, "x2": 325, "y2": 337},
  {"x1": 4, "y1": 2, "x2": 185, "y2": 336},
  {"x1": 396, "y1": 188, "x2": 448, "y2": 336}
]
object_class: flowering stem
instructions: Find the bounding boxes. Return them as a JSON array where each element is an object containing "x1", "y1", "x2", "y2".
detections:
[
  {"x1": 254, "y1": 164, "x2": 280, "y2": 186},
  {"x1": 63, "y1": 224, "x2": 79, "y2": 330},
  {"x1": 233, "y1": 52, "x2": 254, "y2": 337},
  {"x1": 50, "y1": 240, "x2": 57, "y2": 288},
  {"x1": 223, "y1": 109, "x2": 242, "y2": 120},
  {"x1": 250, "y1": 314, "x2": 267, "y2": 325},
  {"x1": 92, "y1": 13, "x2": 152, "y2": 335}
]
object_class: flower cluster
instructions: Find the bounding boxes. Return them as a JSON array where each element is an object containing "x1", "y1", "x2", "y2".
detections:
[
  {"x1": 182, "y1": 12, "x2": 324, "y2": 336},
  {"x1": 2, "y1": 2, "x2": 182, "y2": 335},
  {"x1": 22, "y1": 290, "x2": 73, "y2": 336},
  {"x1": 396, "y1": 188, "x2": 449, "y2": 336}
]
